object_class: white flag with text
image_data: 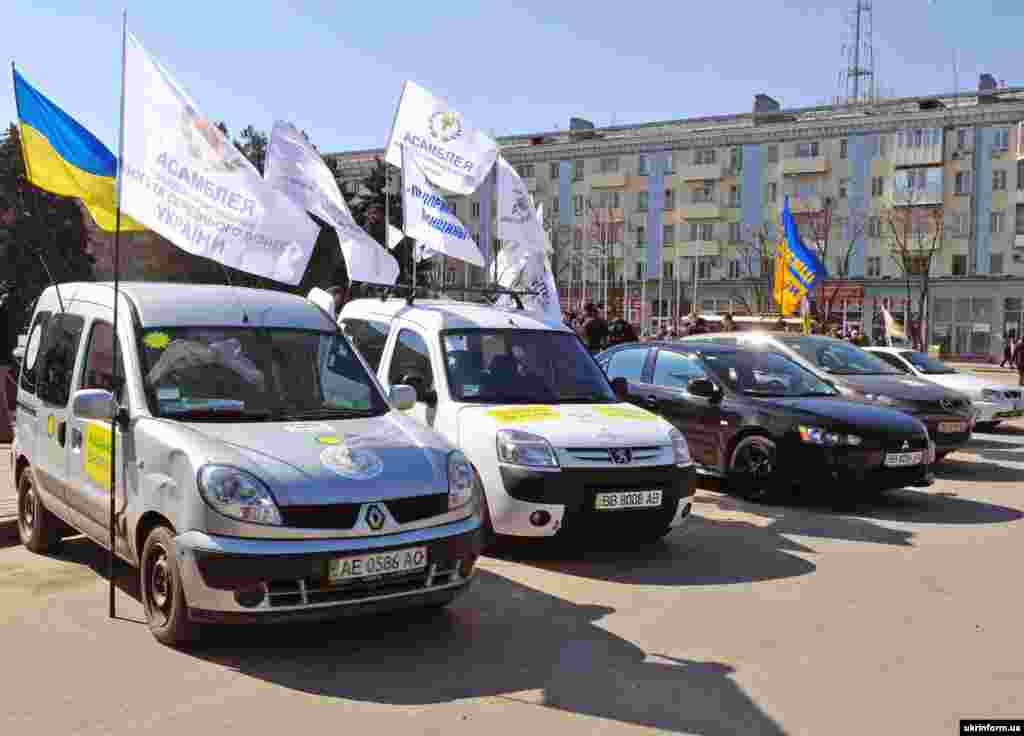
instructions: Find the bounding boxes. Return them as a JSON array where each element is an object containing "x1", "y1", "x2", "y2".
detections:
[
  {"x1": 385, "y1": 80, "x2": 498, "y2": 196},
  {"x1": 120, "y1": 33, "x2": 320, "y2": 285},
  {"x1": 265, "y1": 121, "x2": 398, "y2": 285},
  {"x1": 495, "y1": 197, "x2": 560, "y2": 322},
  {"x1": 497, "y1": 156, "x2": 546, "y2": 254},
  {"x1": 401, "y1": 150, "x2": 483, "y2": 267}
]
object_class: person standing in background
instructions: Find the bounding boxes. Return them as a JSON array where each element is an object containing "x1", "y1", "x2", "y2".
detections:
[{"x1": 1000, "y1": 334, "x2": 1014, "y2": 367}]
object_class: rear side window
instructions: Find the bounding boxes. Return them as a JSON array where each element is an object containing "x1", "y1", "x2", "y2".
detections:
[
  {"x1": 80, "y1": 321, "x2": 127, "y2": 404},
  {"x1": 19, "y1": 310, "x2": 52, "y2": 395},
  {"x1": 607, "y1": 347, "x2": 649, "y2": 382},
  {"x1": 388, "y1": 329, "x2": 434, "y2": 397},
  {"x1": 341, "y1": 318, "x2": 391, "y2": 372},
  {"x1": 36, "y1": 313, "x2": 85, "y2": 407},
  {"x1": 653, "y1": 350, "x2": 707, "y2": 388},
  {"x1": 873, "y1": 352, "x2": 911, "y2": 373}
]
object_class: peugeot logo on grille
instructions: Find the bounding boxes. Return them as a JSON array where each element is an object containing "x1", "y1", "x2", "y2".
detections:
[
  {"x1": 365, "y1": 503, "x2": 387, "y2": 531},
  {"x1": 609, "y1": 448, "x2": 633, "y2": 465}
]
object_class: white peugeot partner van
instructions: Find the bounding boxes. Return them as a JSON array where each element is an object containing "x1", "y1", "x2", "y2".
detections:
[
  {"x1": 340, "y1": 297, "x2": 696, "y2": 545},
  {"x1": 13, "y1": 283, "x2": 482, "y2": 645}
]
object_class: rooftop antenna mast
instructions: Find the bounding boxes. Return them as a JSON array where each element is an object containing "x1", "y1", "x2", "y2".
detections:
[{"x1": 838, "y1": 1, "x2": 876, "y2": 105}]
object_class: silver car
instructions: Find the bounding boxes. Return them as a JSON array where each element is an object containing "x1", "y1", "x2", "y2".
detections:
[{"x1": 12, "y1": 283, "x2": 482, "y2": 646}]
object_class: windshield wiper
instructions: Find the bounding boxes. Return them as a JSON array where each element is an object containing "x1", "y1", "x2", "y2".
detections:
[
  {"x1": 279, "y1": 407, "x2": 380, "y2": 420},
  {"x1": 166, "y1": 408, "x2": 275, "y2": 421},
  {"x1": 797, "y1": 391, "x2": 837, "y2": 397}
]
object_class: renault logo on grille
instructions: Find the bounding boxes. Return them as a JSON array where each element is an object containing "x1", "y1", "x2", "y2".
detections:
[
  {"x1": 940, "y1": 398, "x2": 958, "y2": 411},
  {"x1": 365, "y1": 503, "x2": 387, "y2": 531},
  {"x1": 609, "y1": 448, "x2": 633, "y2": 465}
]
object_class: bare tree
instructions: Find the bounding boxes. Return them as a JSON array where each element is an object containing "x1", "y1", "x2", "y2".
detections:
[
  {"x1": 881, "y1": 183, "x2": 946, "y2": 350},
  {"x1": 794, "y1": 194, "x2": 868, "y2": 323},
  {"x1": 728, "y1": 222, "x2": 778, "y2": 315}
]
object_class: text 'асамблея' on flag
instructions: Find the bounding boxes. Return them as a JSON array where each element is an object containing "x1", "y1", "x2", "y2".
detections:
[
  {"x1": 12, "y1": 67, "x2": 143, "y2": 233},
  {"x1": 118, "y1": 32, "x2": 320, "y2": 285}
]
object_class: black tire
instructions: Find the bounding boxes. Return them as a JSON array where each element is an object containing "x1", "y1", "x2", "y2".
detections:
[
  {"x1": 975, "y1": 421, "x2": 1000, "y2": 432},
  {"x1": 17, "y1": 469, "x2": 63, "y2": 554},
  {"x1": 140, "y1": 525, "x2": 199, "y2": 647},
  {"x1": 935, "y1": 451, "x2": 951, "y2": 462},
  {"x1": 727, "y1": 435, "x2": 781, "y2": 503}
]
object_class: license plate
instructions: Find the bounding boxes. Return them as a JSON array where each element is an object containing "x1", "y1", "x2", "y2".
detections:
[
  {"x1": 594, "y1": 490, "x2": 663, "y2": 510},
  {"x1": 327, "y1": 546, "x2": 427, "y2": 583},
  {"x1": 938, "y1": 421, "x2": 967, "y2": 433},
  {"x1": 884, "y1": 451, "x2": 924, "y2": 468}
]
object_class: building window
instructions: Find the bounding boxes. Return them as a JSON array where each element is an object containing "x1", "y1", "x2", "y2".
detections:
[
  {"x1": 573, "y1": 228, "x2": 583, "y2": 250},
  {"x1": 868, "y1": 216, "x2": 882, "y2": 238},
  {"x1": 995, "y1": 127, "x2": 1011, "y2": 152},
  {"x1": 839, "y1": 178, "x2": 849, "y2": 199},
  {"x1": 552, "y1": 196, "x2": 559, "y2": 213},
  {"x1": 663, "y1": 224, "x2": 675, "y2": 244},
  {"x1": 664, "y1": 261, "x2": 674, "y2": 279},
  {"x1": 519, "y1": 164, "x2": 535, "y2": 178},
  {"x1": 840, "y1": 139, "x2": 848, "y2": 159},
  {"x1": 729, "y1": 147, "x2": 742, "y2": 171},
  {"x1": 599, "y1": 191, "x2": 621, "y2": 209},
  {"x1": 446, "y1": 199, "x2": 458, "y2": 216},
  {"x1": 991, "y1": 211, "x2": 1005, "y2": 234},
  {"x1": 472, "y1": 201, "x2": 480, "y2": 218},
  {"x1": 728, "y1": 259, "x2": 741, "y2": 279},
  {"x1": 994, "y1": 169, "x2": 1008, "y2": 191},
  {"x1": 690, "y1": 222, "x2": 714, "y2": 241},
  {"x1": 637, "y1": 225, "x2": 646, "y2": 246},
  {"x1": 871, "y1": 176, "x2": 884, "y2": 197},
  {"x1": 692, "y1": 182, "x2": 716, "y2": 203},
  {"x1": 637, "y1": 192, "x2": 648, "y2": 211},
  {"x1": 664, "y1": 152, "x2": 676, "y2": 174},
  {"x1": 767, "y1": 182, "x2": 778, "y2": 203},
  {"x1": 867, "y1": 256, "x2": 881, "y2": 277},
  {"x1": 550, "y1": 162, "x2": 560, "y2": 180},
  {"x1": 952, "y1": 213, "x2": 972, "y2": 237},
  {"x1": 635, "y1": 262, "x2": 645, "y2": 280},
  {"x1": 574, "y1": 194, "x2": 584, "y2": 216},
  {"x1": 728, "y1": 222, "x2": 741, "y2": 242},
  {"x1": 952, "y1": 254, "x2": 967, "y2": 276},
  {"x1": 638, "y1": 154, "x2": 649, "y2": 175},
  {"x1": 600, "y1": 157, "x2": 619, "y2": 173},
  {"x1": 698, "y1": 257, "x2": 713, "y2": 280},
  {"x1": 694, "y1": 149, "x2": 717, "y2": 165},
  {"x1": 794, "y1": 141, "x2": 820, "y2": 158},
  {"x1": 571, "y1": 263, "x2": 582, "y2": 281},
  {"x1": 573, "y1": 160, "x2": 584, "y2": 181},
  {"x1": 1017, "y1": 204, "x2": 1024, "y2": 234},
  {"x1": 991, "y1": 253, "x2": 1004, "y2": 275},
  {"x1": 765, "y1": 144, "x2": 779, "y2": 163},
  {"x1": 664, "y1": 189, "x2": 675, "y2": 210},
  {"x1": 956, "y1": 128, "x2": 973, "y2": 149},
  {"x1": 955, "y1": 171, "x2": 973, "y2": 194},
  {"x1": 728, "y1": 185, "x2": 741, "y2": 207}
]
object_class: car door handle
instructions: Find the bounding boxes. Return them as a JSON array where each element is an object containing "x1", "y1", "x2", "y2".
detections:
[{"x1": 71, "y1": 428, "x2": 83, "y2": 451}]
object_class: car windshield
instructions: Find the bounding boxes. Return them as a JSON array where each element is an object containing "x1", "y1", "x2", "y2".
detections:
[
  {"x1": 701, "y1": 349, "x2": 838, "y2": 398},
  {"x1": 442, "y1": 329, "x2": 616, "y2": 404},
  {"x1": 139, "y1": 327, "x2": 389, "y2": 421},
  {"x1": 900, "y1": 351, "x2": 957, "y2": 375},
  {"x1": 779, "y1": 336, "x2": 901, "y2": 375}
]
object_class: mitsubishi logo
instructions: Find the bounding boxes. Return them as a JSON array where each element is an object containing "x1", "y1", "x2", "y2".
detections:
[
  {"x1": 365, "y1": 503, "x2": 387, "y2": 531},
  {"x1": 901, "y1": 441, "x2": 910, "y2": 451},
  {"x1": 609, "y1": 448, "x2": 633, "y2": 465}
]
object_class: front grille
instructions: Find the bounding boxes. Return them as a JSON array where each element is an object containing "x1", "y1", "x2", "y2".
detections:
[
  {"x1": 265, "y1": 559, "x2": 464, "y2": 608},
  {"x1": 1005, "y1": 390, "x2": 1022, "y2": 400},
  {"x1": 917, "y1": 398, "x2": 970, "y2": 414},
  {"x1": 566, "y1": 446, "x2": 662, "y2": 463},
  {"x1": 279, "y1": 494, "x2": 449, "y2": 530},
  {"x1": 883, "y1": 436, "x2": 930, "y2": 452}
]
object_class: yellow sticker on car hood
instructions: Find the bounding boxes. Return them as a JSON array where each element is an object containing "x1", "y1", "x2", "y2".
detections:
[
  {"x1": 592, "y1": 406, "x2": 658, "y2": 421},
  {"x1": 485, "y1": 406, "x2": 561, "y2": 424}
]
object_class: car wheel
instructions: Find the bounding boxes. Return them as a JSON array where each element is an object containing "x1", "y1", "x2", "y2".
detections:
[
  {"x1": 17, "y1": 470, "x2": 63, "y2": 554},
  {"x1": 140, "y1": 526, "x2": 199, "y2": 647},
  {"x1": 728, "y1": 435, "x2": 780, "y2": 503}
]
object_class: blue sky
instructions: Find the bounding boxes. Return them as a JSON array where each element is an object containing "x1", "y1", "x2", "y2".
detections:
[{"x1": 5, "y1": 0, "x2": 1022, "y2": 155}]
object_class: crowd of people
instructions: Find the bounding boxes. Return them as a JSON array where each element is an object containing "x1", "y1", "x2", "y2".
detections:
[{"x1": 1000, "y1": 335, "x2": 1024, "y2": 380}]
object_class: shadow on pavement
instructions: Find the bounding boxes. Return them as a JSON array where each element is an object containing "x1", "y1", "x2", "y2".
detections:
[
  {"x1": 839, "y1": 488, "x2": 1024, "y2": 526},
  {"x1": 191, "y1": 569, "x2": 787, "y2": 735},
  {"x1": 48, "y1": 537, "x2": 145, "y2": 622},
  {"x1": 933, "y1": 457, "x2": 1024, "y2": 484}
]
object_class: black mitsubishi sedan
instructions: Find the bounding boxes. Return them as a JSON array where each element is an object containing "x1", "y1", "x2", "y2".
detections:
[{"x1": 597, "y1": 341, "x2": 935, "y2": 503}]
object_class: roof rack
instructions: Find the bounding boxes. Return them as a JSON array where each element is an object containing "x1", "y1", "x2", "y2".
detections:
[{"x1": 352, "y1": 281, "x2": 538, "y2": 310}]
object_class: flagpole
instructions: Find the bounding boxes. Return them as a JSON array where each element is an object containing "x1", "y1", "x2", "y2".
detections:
[{"x1": 108, "y1": 8, "x2": 128, "y2": 620}]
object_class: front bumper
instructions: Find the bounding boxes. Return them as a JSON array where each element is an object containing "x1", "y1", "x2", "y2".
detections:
[
  {"x1": 175, "y1": 514, "x2": 482, "y2": 622},
  {"x1": 915, "y1": 414, "x2": 973, "y2": 451},
  {"x1": 790, "y1": 442, "x2": 934, "y2": 492},
  {"x1": 494, "y1": 463, "x2": 697, "y2": 537}
]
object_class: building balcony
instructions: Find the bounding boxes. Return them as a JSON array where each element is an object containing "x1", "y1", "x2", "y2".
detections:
[
  {"x1": 892, "y1": 187, "x2": 943, "y2": 207},
  {"x1": 788, "y1": 195, "x2": 823, "y2": 213},
  {"x1": 678, "y1": 201, "x2": 722, "y2": 219},
  {"x1": 522, "y1": 176, "x2": 537, "y2": 192},
  {"x1": 1015, "y1": 234, "x2": 1024, "y2": 250},
  {"x1": 891, "y1": 143, "x2": 943, "y2": 168},
  {"x1": 782, "y1": 156, "x2": 829, "y2": 175},
  {"x1": 590, "y1": 173, "x2": 627, "y2": 189},
  {"x1": 679, "y1": 241, "x2": 722, "y2": 257},
  {"x1": 675, "y1": 162, "x2": 725, "y2": 181}
]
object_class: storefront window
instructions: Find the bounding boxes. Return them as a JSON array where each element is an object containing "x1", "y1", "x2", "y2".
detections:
[{"x1": 933, "y1": 298, "x2": 953, "y2": 324}]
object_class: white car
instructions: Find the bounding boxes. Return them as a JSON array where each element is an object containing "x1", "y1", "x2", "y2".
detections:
[
  {"x1": 866, "y1": 347, "x2": 1023, "y2": 428},
  {"x1": 339, "y1": 297, "x2": 696, "y2": 545}
]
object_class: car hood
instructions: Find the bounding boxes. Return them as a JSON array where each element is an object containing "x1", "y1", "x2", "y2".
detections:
[
  {"x1": 920, "y1": 373, "x2": 1016, "y2": 398},
  {"x1": 827, "y1": 373, "x2": 970, "y2": 403},
  {"x1": 181, "y1": 413, "x2": 451, "y2": 505},
  {"x1": 755, "y1": 396, "x2": 926, "y2": 437},
  {"x1": 457, "y1": 403, "x2": 674, "y2": 448}
]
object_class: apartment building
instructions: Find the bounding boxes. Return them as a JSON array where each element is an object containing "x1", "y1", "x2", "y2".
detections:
[{"x1": 327, "y1": 76, "x2": 1024, "y2": 358}]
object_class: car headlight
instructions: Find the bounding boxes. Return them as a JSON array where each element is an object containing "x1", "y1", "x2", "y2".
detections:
[
  {"x1": 447, "y1": 451, "x2": 476, "y2": 511},
  {"x1": 669, "y1": 429, "x2": 692, "y2": 466},
  {"x1": 864, "y1": 393, "x2": 897, "y2": 407},
  {"x1": 981, "y1": 389, "x2": 1007, "y2": 402},
  {"x1": 496, "y1": 429, "x2": 559, "y2": 468},
  {"x1": 798, "y1": 425, "x2": 863, "y2": 447},
  {"x1": 197, "y1": 465, "x2": 282, "y2": 525}
]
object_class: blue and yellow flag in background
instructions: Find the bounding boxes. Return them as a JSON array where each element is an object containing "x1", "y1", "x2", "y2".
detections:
[
  {"x1": 13, "y1": 68, "x2": 142, "y2": 232},
  {"x1": 772, "y1": 196, "x2": 825, "y2": 315}
]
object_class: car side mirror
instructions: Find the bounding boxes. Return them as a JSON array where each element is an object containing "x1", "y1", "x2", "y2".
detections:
[
  {"x1": 688, "y1": 378, "x2": 721, "y2": 401},
  {"x1": 610, "y1": 376, "x2": 628, "y2": 401},
  {"x1": 389, "y1": 384, "x2": 417, "y2": 411},
  {"x1": 72, "y1": 389, "x2": 117, "y2": 422},
  {"x1": 401, "y1": 374, "x2": 437, "y2": 407}
]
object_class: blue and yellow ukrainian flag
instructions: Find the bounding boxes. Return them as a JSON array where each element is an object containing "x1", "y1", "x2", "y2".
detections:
[
  {"x1": 13, "y1": 68, "x2": 142, "y2": 232},
  {"x1": 772, "y1": 196, "x2": 825, "y2": 316}
]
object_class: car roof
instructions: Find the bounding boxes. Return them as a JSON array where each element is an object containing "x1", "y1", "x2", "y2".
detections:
[
  {"x1": 341, "y1": 297, "x2": 572, "y2": 334},
  {"x1": 646, "y1": 340, "x2": 735, "y2": 354},
  {"x1": 865, "y1": 346, "x2": 908, "y2": 354},
  {"x1": 40, "y1": 282, "x2": 336, "y2": 331}
]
